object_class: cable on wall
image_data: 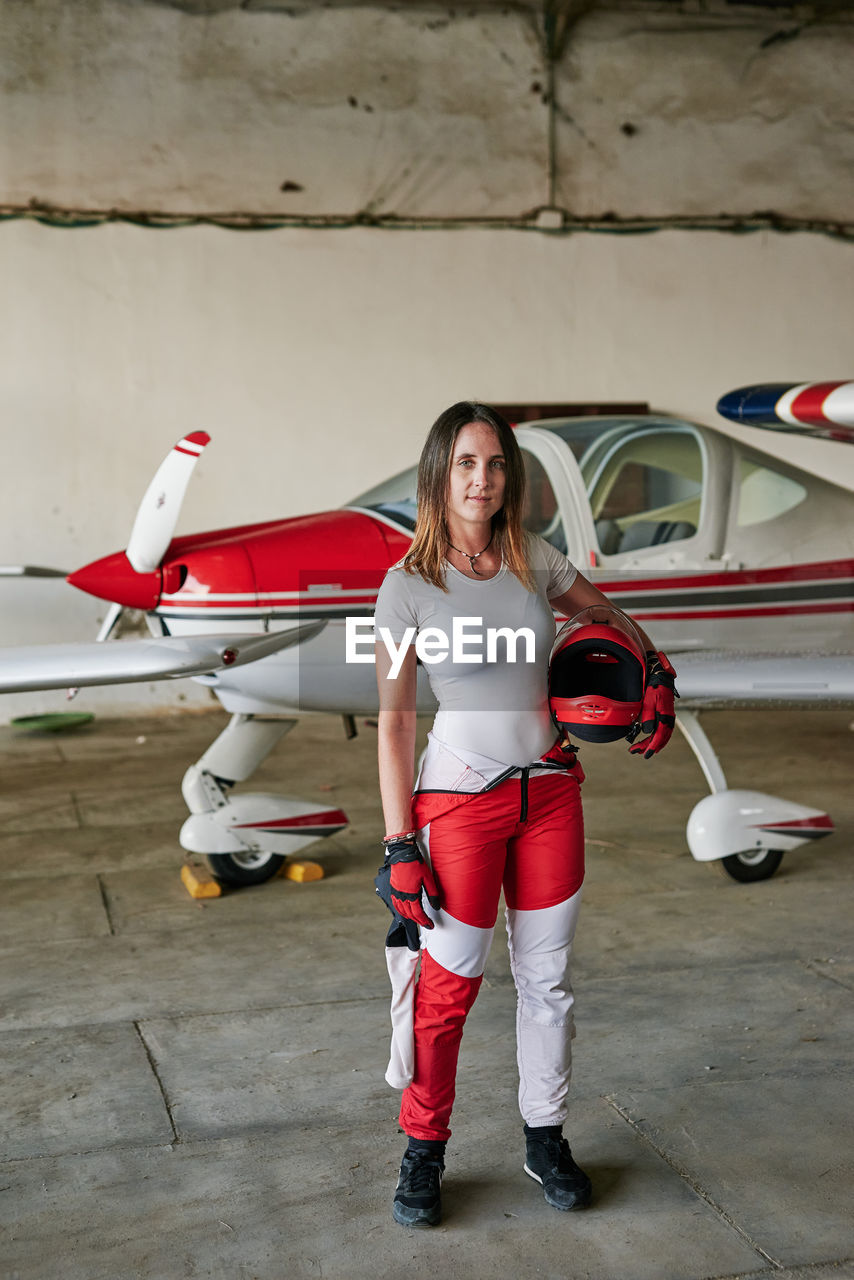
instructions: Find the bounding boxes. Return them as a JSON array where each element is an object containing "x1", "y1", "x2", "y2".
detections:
[{"x1": 2, "y1": 202, "x2": 853, "y2": 241}]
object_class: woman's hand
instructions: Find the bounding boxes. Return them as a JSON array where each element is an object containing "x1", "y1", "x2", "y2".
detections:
[
  {"x1": 628, "y1": 651, "x2": 678, "y2": 758},
  {"x1": 383, "y1": 837, "x2": 441, "y2": 929}
]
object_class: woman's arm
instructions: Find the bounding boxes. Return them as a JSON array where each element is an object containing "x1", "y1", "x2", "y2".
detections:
[
  {"x1": 549, "y1": 570, "x2": 656, "y2": 653},
  {"x1": 376, "y1": 640, "x2": 418, "y2": 837},
  {"x1": 376, "y1": 639, "x2": 441, "y2": 929}
]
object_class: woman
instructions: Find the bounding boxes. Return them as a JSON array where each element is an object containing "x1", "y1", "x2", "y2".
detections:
[{"x1": 374, "y1": 402, "x2": 675, "y2": 1227}]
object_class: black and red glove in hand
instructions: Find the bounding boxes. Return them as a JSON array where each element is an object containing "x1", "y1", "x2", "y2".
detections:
[
  {"x1": 380, "y1": 837, "x2": 441, "y2": 930},
  {"x1": 628, "y1": 650, "x2": 678, "y2": 759}
]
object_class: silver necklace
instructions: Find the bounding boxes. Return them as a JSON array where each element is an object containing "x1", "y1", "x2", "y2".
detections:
[{"x1": 447, "y1": 531, "x2": 494, "y2": 575}]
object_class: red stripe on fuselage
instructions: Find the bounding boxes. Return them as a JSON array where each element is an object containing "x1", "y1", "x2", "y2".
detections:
[
  {"x1": 149, "y1": 539, "x2": 854, "y2": 623},
  {"x1": 161, "y1": 556, "x2": 854, "y2": 606},
  {"x1": 637, "y1": 601, "x2": 854, "y2": 621},
  {"x1": 158, "y1": 594, "x2": 854, "y2": 621},
  {"x1": 598, "y1": 557, "x2": 854, "y2": 595},
  {"x1": 158, "y1": 595, "x2": 379, "y2": 608}
]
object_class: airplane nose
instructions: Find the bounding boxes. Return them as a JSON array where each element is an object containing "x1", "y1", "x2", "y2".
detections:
[{"x1": 67, "y1": 551, "x2": 161, "y2": 609}]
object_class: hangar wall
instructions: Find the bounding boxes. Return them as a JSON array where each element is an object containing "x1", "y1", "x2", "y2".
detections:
[
  {"x1": 4, "y1": 1, "x2": 853, "y2": 221},
  {"x1": 1, "y1": 0, "x2": 853, "y2": 719}
]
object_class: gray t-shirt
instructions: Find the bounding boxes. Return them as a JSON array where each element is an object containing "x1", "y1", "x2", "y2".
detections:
[{"x1": 374, "y1": 534, "x2": 577, "y2": 767}]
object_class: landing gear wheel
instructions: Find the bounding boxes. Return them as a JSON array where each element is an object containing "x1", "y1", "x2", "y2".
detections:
[
  {"x1": 206, "y1": 850, "x2": 286, "y2": 886},
  {"x1": 719, "y1": 848, "x2": 784, "y2": 883}
]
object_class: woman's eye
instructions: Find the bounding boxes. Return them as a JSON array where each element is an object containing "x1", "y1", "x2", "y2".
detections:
[{"x1": 491, "y1": 459, "x2": 506, "y2": 469}]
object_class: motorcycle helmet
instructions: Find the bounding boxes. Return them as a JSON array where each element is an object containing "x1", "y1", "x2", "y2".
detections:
[{"x1": 549, "y1": 606, "x2": 646, "y2": 742}]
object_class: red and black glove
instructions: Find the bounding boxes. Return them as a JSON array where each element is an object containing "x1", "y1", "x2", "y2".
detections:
[
  {"x1": 540, "y1": 735, "x2": 585, "y2": 785},
  {"x1": 376, "y1": 836, "x2": 441, "y2": 930},
  {"x1": 628, "y1": 651, "x2": 678, "y2": 759}
]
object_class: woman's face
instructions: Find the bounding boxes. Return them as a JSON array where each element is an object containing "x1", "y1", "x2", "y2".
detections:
[{"x1": 446, "y1": 421, "x2": 506, "y2": 529}]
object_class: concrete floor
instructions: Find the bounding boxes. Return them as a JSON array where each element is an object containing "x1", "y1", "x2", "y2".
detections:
[{"x1": 0, "y1": 705, "x2": 852, "y2": 1280}]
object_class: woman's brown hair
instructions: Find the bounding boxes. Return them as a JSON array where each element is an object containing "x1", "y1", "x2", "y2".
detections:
[{"x1": 403, "y1": 401, "x2": 534, "y2": 591}]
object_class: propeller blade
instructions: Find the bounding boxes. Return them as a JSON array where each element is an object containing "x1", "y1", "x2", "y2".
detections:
[
  {"x1": 125, "y1": 432, "x2": 211, "y2": 574},
  {"x1": 0, "y1": 565, "x2": 69, "y2": 578}
]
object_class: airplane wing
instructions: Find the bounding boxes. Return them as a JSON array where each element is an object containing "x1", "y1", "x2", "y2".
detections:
[
  {"x1": 0, "y1": 623, "x2": 325, "y2": 695},
  {"x1": 676, "y1": 651, "x2": 854, "y2": 708},
  {"x1": 716, "y1": 381, "x2": 854, "y2": 443}
]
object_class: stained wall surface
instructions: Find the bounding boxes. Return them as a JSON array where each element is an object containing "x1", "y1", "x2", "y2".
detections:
[
  {"x1": 2, "y1": 1, "x2": 853, "y2": 220},
  {"x1": 1, "y1": 1, "x2": 853, "y2": 717},
  {"x1": 554, "y1": 8, "x2": 854, "y2": 221}
]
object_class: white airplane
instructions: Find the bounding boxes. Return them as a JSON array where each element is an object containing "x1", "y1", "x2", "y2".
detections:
[{"x1": 4, "y1": 383, "x2": 854, "y2": 887}]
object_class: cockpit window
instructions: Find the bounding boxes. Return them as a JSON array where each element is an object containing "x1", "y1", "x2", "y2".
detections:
[
  {"x1": 586, "y1": 429, "x2": 703, "y2": 556},
  {"x1": 351, "y1": 422, "x2": 706, "y2": 561},
  {"x1": 736, "y1": 460, "x2": 806, "y2": 527},
  {"x1": 349, "y1": 464, "x2": 418, "y2": 532}
]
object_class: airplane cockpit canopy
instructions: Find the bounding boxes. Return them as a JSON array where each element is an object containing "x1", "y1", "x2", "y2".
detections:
[
  {"x1": 349, "y1": 416, "x2": 710, "y2": 561},
  {"x1": 536, "y1": 416, "x2": 705, "y2": 560},
  {"x1": 350, "y1": 465, "x2": 418, "y2": 533}
]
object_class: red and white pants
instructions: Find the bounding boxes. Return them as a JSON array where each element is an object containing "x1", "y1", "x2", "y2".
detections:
[{"x1": 399, "y1": 771, "x2": 584, "y2": 1142}]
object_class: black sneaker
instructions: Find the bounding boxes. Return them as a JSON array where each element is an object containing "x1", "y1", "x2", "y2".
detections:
[
  {"x1": 523, "y1": 1125, "x2": 592, "y2": 1211},
  {"x1": 392, "y1": 1147, "x2": 444, "y2": 1227}
]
